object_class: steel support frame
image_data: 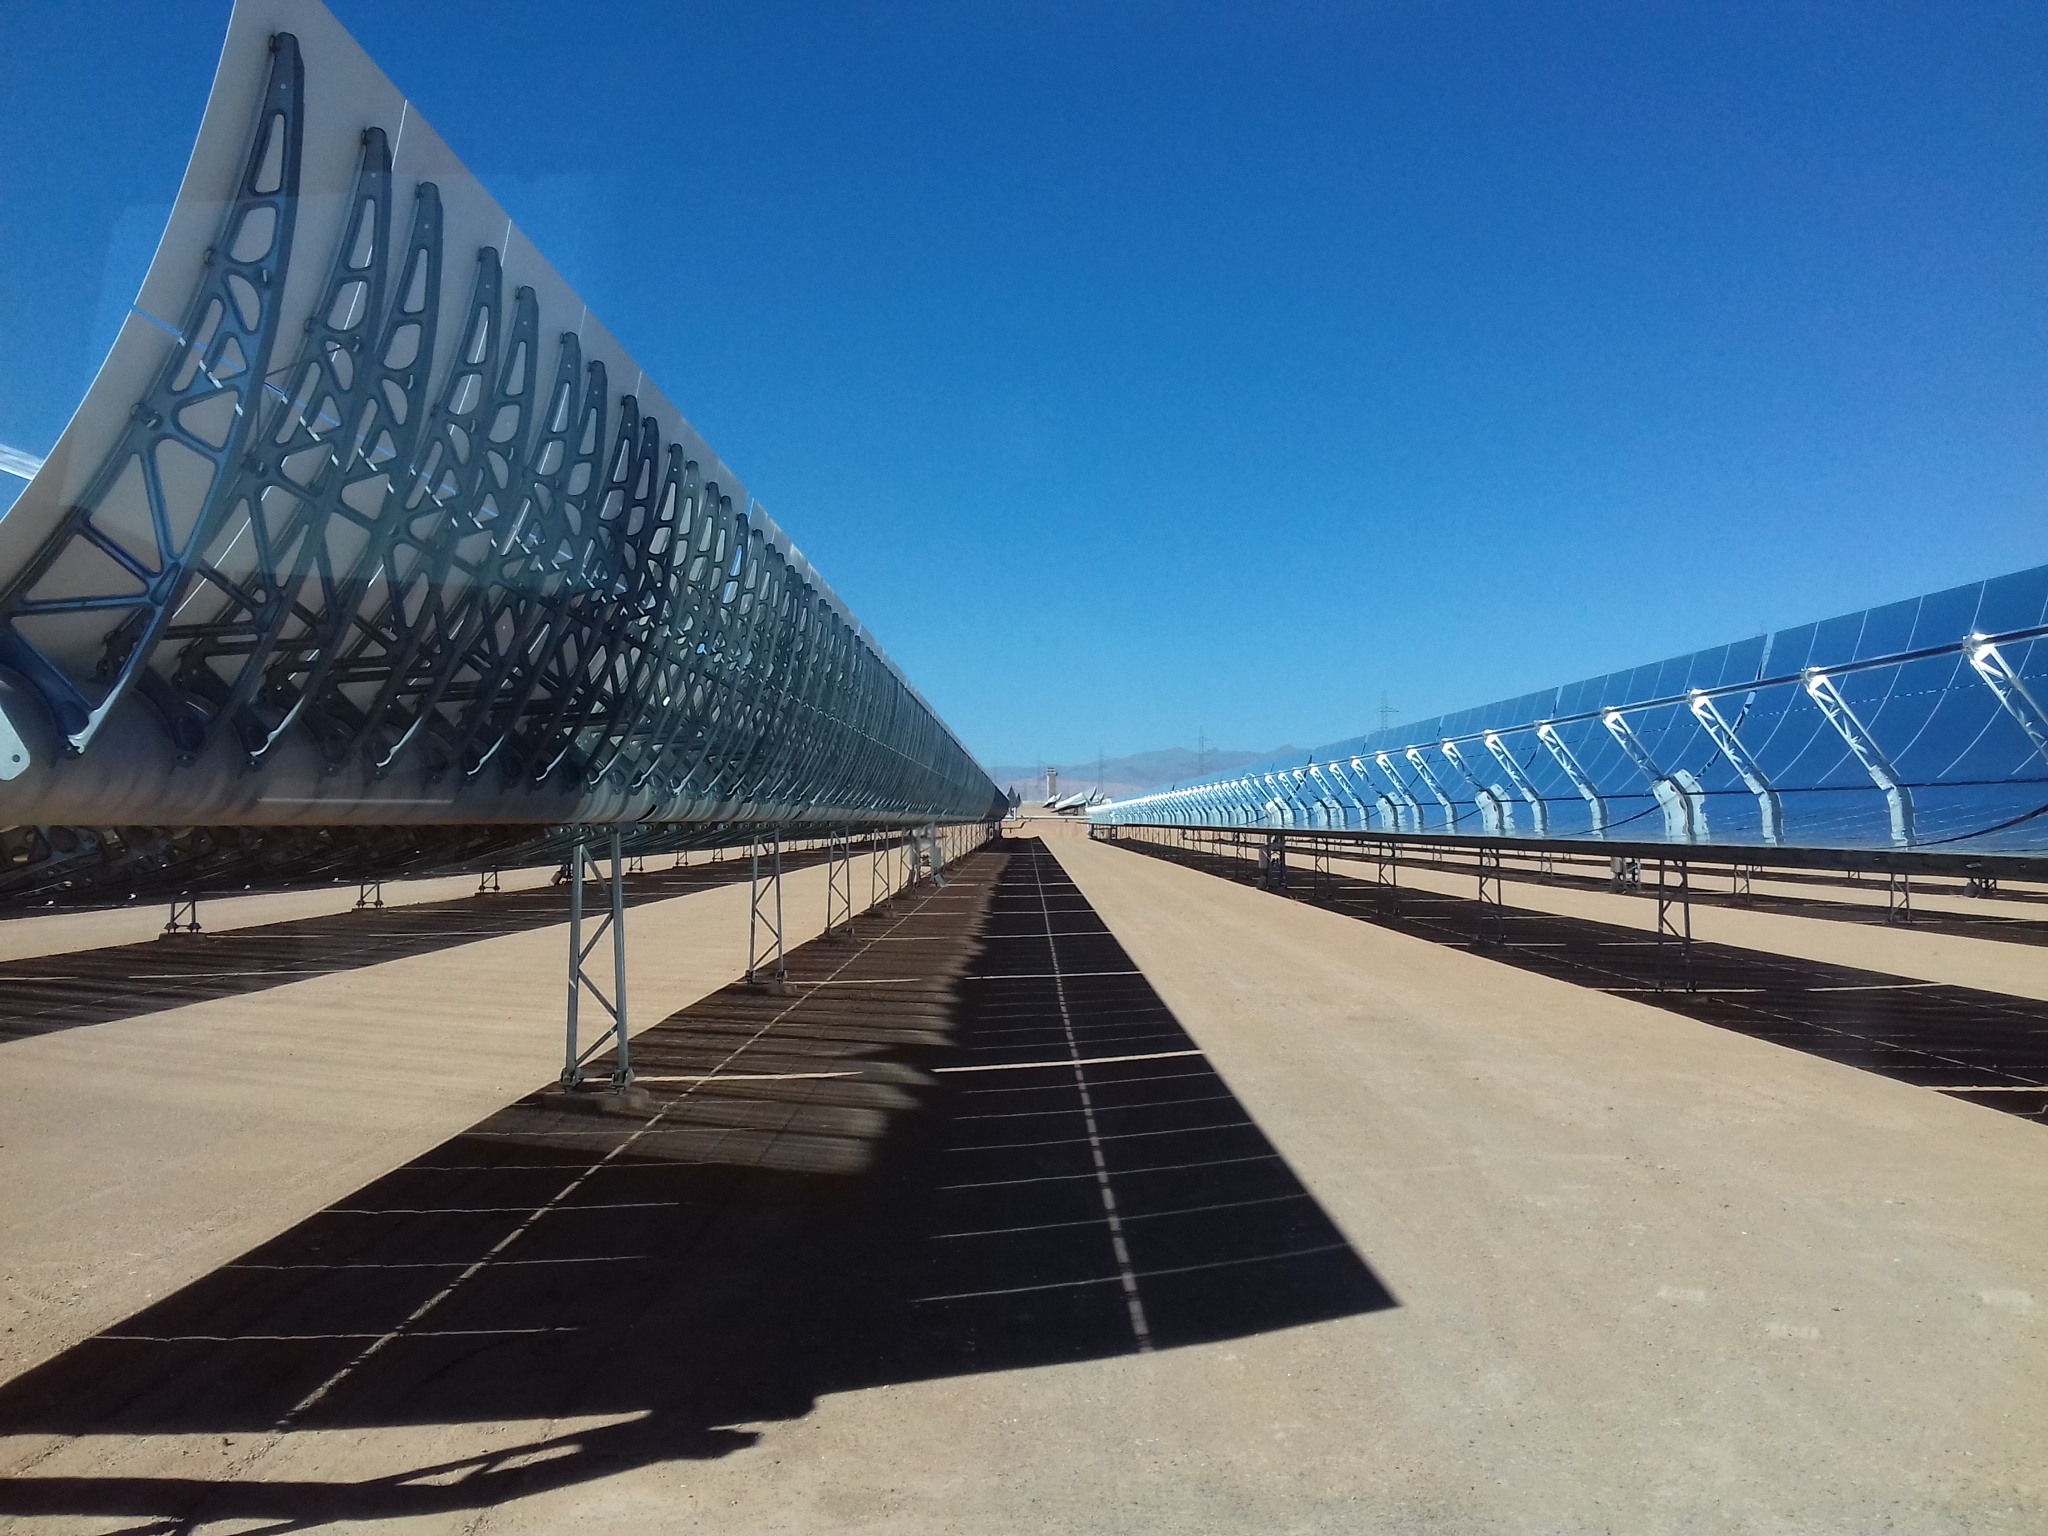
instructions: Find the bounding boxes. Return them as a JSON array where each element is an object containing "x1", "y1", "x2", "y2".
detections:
[
  {"x1": 747, "y1": 834, "x2": 787, "y2": 988},
  {"x1": 1374, "y1": 838, "x2": 1399, "y2": 916},
  {"x1": 561, "y1": 828, "x2": 632, "y2": 1090},
  {"x1": 1310, "y1": 835, "x2": 1332, "y2": 903},
  {"x1": 824, "y1": 828, "x2": 854, "y2": 941},
  {"x1": 354, "y1": 878, "x2": 384, "y2": 911},
  {"x1": 1475, "y1": 843, "x2": 1506, "y2": 946},
  {"x1": 1654, "y1": 857, "x2": 1694, "y2": 995},
  {"x1": 1804, "y1": 672, "x2": 1915, "y2": 848},
  {"x1": 1886, "y1": 871, "x2": 1913, "y2": 925},
  {"x1": 163, "y1": 893, "x2": 201, "y2": 936}
]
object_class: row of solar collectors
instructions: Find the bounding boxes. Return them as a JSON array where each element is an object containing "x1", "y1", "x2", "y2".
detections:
[{"x1": 1097, "y1": 565, "x2": 2048, "y2": 854}]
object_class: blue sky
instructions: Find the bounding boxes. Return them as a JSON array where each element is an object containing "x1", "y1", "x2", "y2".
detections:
[{"x1": 2, "y1": 1, "x2": 2043, "y2": 771}]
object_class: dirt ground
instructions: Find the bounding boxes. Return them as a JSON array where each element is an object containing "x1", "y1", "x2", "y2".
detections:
[{"x1": 0, "y1": 829, "x2": 2041, "y2": 1533}]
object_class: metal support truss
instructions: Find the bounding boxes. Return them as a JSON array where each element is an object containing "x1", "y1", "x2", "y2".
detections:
[
  {"x1": 1969, "y1": 640, "x2": 2048, "y2": 769},
  {"x1": 1966, "y1": 875, "x2": 2000, "y2": 898},
  {"x1": 824, "y1": 829, "x2": 854, "y2": 941},
  {"x1": 561, "y1": 829, "x2": 631, "y2": 1090},
  {"x1": 1475, "y1": 844, "x2": 1506, "y2": 946},
  {"x1": 870, "y1": 833, "x2": 891, "y2": 910},
  {"x1": 1536, "y1": 723, "x2": 1608, "y2": 836},
  {"x1": 163, "y1": 893, "x2": 201, "y2": 937},
  {"x1": 1310, "y1": 835, "x2": 1332, "y2": 903},
  {"x1": 1689, "y1": 692, "x2": 1783, "y2": 843},
  {"x1": 1654, "y1": 858, "x2": 1694, "y2": 994},
  {"x1": 1441, "y1": 740, "x2": 1512, "y2": 835},
  {"x1": 1404, "y1": 747, "x2": 1460, "y2": 832},
  {"x1": 1370, "y1": 754, "x2": 1422, "y2": 832},
  {"x1": 1603, "y1": 710, "x2": 1706, "y2": 842},
  {"x1": 1886, "y1": 871, "x2": 1913, "y2": 925},
  {"x1": 477, "y1": 866, "x2": 502, "y2": 895},
  {"x1": 1374, "y1": 838, "x2": 1399, "y2": 916},
  {"x1": 1730, "y1": 862, "x2": 1754, "y2": 902},
  {"x1": 354, "y1": 878, "x2": 384, "y2": 911},
  {"x1": 1484, "y1": 731, "x2": 1550, "y2": 836},
  {"x1": 1611, "y1": 856, "x2": 1642, "y2": 894},
  {"x1": 747, "y1": 834, "x2": 787, "y2": 988},
  {"x1": 1804, "y1": 672, "x2": 1914, "y2": 847}
]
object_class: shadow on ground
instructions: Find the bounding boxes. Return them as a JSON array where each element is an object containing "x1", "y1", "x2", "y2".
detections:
[
  {"x1": 0, "y1": 837, "x2": 1391, "y2": 1530},
  {"x1": 1120, "y1": 836, "x2": 2048, "y2": 1125},
  {"x1": 0, "y1": 846, "x2": 843, "y2": 1043}
]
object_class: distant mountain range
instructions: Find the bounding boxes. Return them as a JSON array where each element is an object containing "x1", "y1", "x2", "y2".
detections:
[{"x1": 987, "y1": 746, "x2": 1299, "y2": 803}]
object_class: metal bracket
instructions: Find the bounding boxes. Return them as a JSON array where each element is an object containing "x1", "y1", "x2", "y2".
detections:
[
  {"x1": 1483, "y1": 731, "x2": 1550, "y2": 836},
  {"x1": 1603, "y1": 710, "x2": 1705, "y2": 842},
  {"x1": 353, "y1": 878, "x2": 384, "y2": 911},
  {"x1": 1536, "y1": 722, "x2": 1608, "y2": 835},
  {"x1": 1690, "y1": 692, "x2": 1783, "y2": 844},
  {"x1": 561, "y1": 828, "x2": 631, "y2": 1090},
  {"x1": 1804, "y1": 671, "x2": 1914, "y2": 847},
  {"x1": 476, "y1": 866, "x2": 501, "y2": 896},
  {"x1": 1968, "y1": 639, "x2": 2048, "y2": 769}
]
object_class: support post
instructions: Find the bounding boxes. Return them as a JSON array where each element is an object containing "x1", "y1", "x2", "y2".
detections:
[
  {"x1": 354, "y1": 878, "x2": 384, "y2": 911},
  {"x1": 1886, "y1": 871, "x2": 1913, "y2": 925},
  {"x1": 748, "y1": 834, "x2": 788, "y2": 988},
  {"x1": 1375, "y1": 838, "x2": 1399, "y2": 917},
  {"x1": 163, "y1": 893, "x2": 201, "y2": 937},
  {"x1": 825, "y1": 828, "x2": 854, "y2": 940},
  {"x1": 1655, "y1": 857, "x2": 1695, "y2": 994},
  {"x1": 1476, "y1": 844, "x2": 1505, "y2": 946},
  {"x1": 477, "y1": 866, "x2": 502, "y2": 896},
  {"x1": 1311, "y1": 836, "x2": 1332, "y2": 903},
  {"x1": 1730, "y1": 862, "x2": 1753, "y2": 903},
  {"x1": 561, "y1": 828, "x2": 632, "y2": 1091}
]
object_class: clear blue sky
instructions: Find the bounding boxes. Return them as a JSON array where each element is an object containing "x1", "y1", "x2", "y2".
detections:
[{"x1": 3, "y1": 1, "x2": 2043, "y2": 771}]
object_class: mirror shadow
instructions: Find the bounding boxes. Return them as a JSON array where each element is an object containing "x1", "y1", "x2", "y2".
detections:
[{"x1": 0, "y1": 836, "x2": 1393, "y2": 1530}]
